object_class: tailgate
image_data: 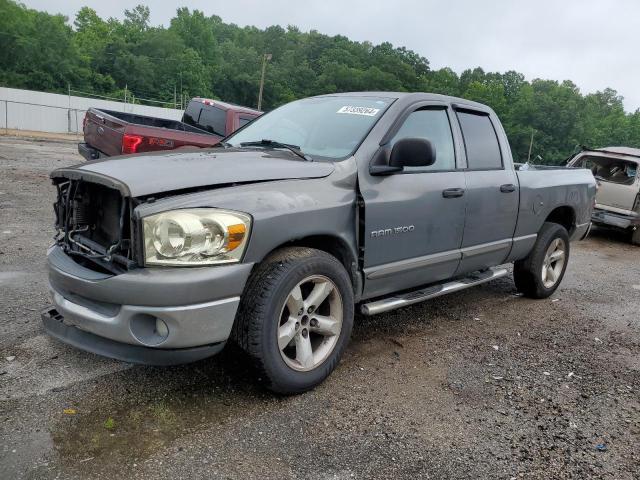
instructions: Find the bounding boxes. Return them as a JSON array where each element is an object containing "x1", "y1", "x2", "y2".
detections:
[
  {"x1": 84, "y1": 110, "x2": 125, "y2": 157},
  {"x1": 85, "y1": 109, "x2": 222, "y2": 156},
  {"x1": 125, "y1": 125, "x2": 222, "y2": 154}
]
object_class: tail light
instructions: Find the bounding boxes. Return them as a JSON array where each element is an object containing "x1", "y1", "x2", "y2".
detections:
[
  {"x1": 122, "y1": 134, "x2": 143, "y2": 154},
  {"x1": 82, "y1": 113, "x2": 89, "y2": 132}
]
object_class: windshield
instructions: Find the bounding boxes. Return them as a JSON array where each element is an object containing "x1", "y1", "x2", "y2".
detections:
[{"x1": 225, "y1": 96, "x2": 393, "y2": 160}]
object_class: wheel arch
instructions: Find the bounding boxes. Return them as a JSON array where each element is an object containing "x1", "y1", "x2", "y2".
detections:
[
  {"x1": 544, "y1": 205, "x2": 576, "y2": 235},
  {"x1": 258, "y1": 235, "x2": 361, "y2": 296}
]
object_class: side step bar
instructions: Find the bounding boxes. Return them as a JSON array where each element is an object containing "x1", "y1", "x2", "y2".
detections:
[{"x1": 361, "y1": 268, "x2": 509, "y2": 316}]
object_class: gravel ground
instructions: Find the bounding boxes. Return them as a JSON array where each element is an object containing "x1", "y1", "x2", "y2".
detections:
[{"x1": 0, "y1": 136, "x2": 638, "y2": 479}]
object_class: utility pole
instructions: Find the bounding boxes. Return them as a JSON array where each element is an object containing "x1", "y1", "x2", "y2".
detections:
[
  {"x1": 174, "y1": 84, "x2": 177, "y2": 109},
  {"x1": 257, "y1": 53, "x2": 272, "y2": 111},
  {"x1": 527, "y1": 129, "x2": 535, "y2": 163},
  {"x1": 67, "y1": 83, "x2": 71, "y2": 134}
]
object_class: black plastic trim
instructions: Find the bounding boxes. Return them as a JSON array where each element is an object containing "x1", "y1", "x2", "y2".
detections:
[
  {"x1": 42, "y1": 307, "x2": 225, "y2": 366},
  {"x1": 451, "y1": 103, "x2": 492, "y2": 115},
  {"x1": 369, "y1": 165, "x2": 403, "y2": 176},
  {"x1": 78, "y1": 143, "x2": 101, "y2": 161}
]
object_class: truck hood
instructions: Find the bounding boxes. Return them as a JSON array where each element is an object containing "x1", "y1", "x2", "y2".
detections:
[{"x1": 51, "y1": 149, "x2": 335, "y2": 197}]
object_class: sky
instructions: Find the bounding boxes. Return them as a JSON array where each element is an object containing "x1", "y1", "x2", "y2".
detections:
[{"x1": 23, "y1": 0, "x2": 640, "y2": 112}]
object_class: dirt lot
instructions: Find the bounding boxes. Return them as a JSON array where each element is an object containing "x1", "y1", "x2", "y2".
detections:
[{"x1": 0, "y1": 136, "x2": 638, "y2": 479}]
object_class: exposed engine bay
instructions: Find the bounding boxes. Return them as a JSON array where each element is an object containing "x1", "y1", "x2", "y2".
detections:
[{"x1": 53, "y1": 179, "x2": 136, "y2": 273}]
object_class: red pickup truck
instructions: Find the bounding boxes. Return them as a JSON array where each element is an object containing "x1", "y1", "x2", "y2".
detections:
[{"x1": 78, "y1": 98, "x2": 261, "y2": 160}]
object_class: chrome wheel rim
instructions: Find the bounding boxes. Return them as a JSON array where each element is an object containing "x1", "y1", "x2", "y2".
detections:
[
  {"x1": 542, "y1": 238, "x2": 566, "y2": 288},
  {"x1": 277, "y1": 275, "x2": 343, "y2": 372}
]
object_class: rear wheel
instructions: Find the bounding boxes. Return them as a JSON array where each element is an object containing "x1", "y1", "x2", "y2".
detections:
[
  {"x1": 514, "y1": 222, "x2": 570, "y2": 298},
  {"x1": 233, "y1": 247, "x2": 354, "y2": 394}
]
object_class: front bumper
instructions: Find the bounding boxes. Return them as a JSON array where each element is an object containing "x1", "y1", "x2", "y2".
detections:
[
  {"x1": 42, "y1": 308, "x2": 225, "y2": 365},
  {"x1": 44, "y1": 246, "x2": 253, "y2": 363},
  {"x1": 591, "y1": 208, "x2": 639, "y2": 229}
]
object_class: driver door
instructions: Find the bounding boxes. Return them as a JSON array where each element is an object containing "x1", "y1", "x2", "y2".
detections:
[{"x1": 360, "y1": 106, "x2": 467, "y2": 299}]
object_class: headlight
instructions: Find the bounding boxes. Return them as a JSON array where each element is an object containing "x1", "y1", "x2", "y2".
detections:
[{"x1": 143, "y1": 209, "x2": 251, "y2": 266}]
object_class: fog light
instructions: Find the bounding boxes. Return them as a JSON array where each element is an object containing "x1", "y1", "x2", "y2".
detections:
[
  {"x1": 155, "y1": 318, "x2": 169, "y2": 338},
  {"x1": 130, "y1": 314, "x2": 169, "y2": 346}
]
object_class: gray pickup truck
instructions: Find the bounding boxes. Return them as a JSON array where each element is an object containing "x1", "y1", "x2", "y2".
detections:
[{"x1": 43, "y1": 92, "x2": 596, "y2": 393}]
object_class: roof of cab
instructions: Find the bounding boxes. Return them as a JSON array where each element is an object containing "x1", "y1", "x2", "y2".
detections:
[
  {"x1": 313, "y1": 91, "x2": 494, "y2": 112},
  {"x1": 596, "y1": 146, "x2": 640, "y2": 158},
  {"x1": 192, "y1": 97, "x2": 262, "y2": 115}
]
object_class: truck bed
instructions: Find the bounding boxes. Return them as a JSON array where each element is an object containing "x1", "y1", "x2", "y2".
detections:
[
  {"x1": 96, "y1": 109, "x2": 207, "y2": 134},
  {"x1": 513, "y1": 167, "x2": 596, "y2": 246},
  {"x1": 82, "y1": 108, "x2": 220, "y2": 158}
]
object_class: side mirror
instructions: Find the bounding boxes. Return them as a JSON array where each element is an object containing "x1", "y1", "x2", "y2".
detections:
[{"x1": 390, "y1": 137, "x2": 436, "y2": 169}]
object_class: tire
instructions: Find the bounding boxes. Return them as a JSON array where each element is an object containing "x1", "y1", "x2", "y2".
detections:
[
  {"x1": 513, "y1": 222, "x2": 570, "y2": 299},
  {"x1": 232, "y1": 247, "x2": 354, "y2": 394},
  {"x1": 631, "y1": 227, "x2": 640, "y2": 246}
]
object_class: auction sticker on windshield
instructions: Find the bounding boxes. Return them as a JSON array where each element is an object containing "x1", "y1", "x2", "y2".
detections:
[{"x1": 337, "y1": 106, "x2": 380, "y2": 116}]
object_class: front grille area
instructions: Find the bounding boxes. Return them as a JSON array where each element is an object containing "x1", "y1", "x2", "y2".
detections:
[{"x1": 53, "y1": 179, "x2": 136, "y2": 273}]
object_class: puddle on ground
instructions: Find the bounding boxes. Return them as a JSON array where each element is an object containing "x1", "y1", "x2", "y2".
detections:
[
  {"x1": 53, "y1": 394, "x2": 232, "y2": 462},
  {"x1": 47, "y1": 348, "x2": 279, "y2": 474}
]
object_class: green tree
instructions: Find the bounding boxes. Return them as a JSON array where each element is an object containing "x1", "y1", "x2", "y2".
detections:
[{"x1": 1, "y1": 0, "x2": 639, "y2": 164}]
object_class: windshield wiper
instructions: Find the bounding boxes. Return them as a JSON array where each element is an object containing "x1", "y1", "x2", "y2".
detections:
[{"x1": 239, "y1": 139, "x2": 313, "y2": 161}]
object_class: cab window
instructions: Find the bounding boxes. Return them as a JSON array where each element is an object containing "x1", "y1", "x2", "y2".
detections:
[
  {"x1": 456, "y1": 111, "x2": 503, "y2": 170},
  {"x1": 239, "y1": 116, "x2": 254, "y2": 128},
  {"x1": 198, "y1": 106, "x2": 227, "y2": 136},
  {"x1": 183, "y1": 102, "x2": 202, "y2": 128},
  {"x1": 390, "y1": 108, "x2": 456, "y2": 171}
]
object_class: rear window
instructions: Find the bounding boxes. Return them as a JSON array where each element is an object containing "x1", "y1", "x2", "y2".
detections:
[
  {"x1": 183, "y1": 102, "x2": 202, "y2": 128},
  {"x1": 457, "y1": 111, "x2": 502, "y2": 170},
  {"x1": 198, "y1": 106, "x2": 227, "y2": 136},
  {"x1": 183, "y1": 102, "x2": 227, "y2": 136}
]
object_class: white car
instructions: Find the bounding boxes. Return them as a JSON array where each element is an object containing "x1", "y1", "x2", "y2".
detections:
[{"x1": 569, "y1": 147, "x2": 640, "y2": 245}]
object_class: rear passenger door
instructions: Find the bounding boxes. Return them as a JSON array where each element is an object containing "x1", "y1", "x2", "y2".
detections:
[{"x1": 455, "y1": 108, "x2": 519, "y2": 274}]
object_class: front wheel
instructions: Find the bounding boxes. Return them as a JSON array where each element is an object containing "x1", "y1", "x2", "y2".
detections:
[
  {"x1": 514, "y1": 222, "x2": 570, "y2": 299},
  {"x1": 631, "y1": 227, "x2": 640, "y2": 246},
  {"x1": 232, "y1": 247, "x2": 354, "y2": 394}
]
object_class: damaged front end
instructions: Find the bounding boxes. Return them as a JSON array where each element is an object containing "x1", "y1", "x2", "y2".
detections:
[
  {"x1": 44, "y1": 173, "x2": 246, "y2": 365},
  {"x1": 52, "y1": 178, "x2": 138, "y2": 274}
]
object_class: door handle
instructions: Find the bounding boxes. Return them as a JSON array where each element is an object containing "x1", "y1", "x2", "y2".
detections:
[
  {"x1": 500, "y1": 184, "x2": 516, "y2": 193},
  {"x1": 442, "y1": 188, "x2": 465, "y2": 198}
]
